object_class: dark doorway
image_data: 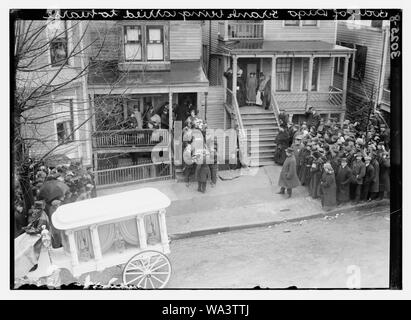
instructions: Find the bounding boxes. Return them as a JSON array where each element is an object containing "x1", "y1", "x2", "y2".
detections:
[{"x1": 176, "y1": 93, "x2": 197, "y2": 122}]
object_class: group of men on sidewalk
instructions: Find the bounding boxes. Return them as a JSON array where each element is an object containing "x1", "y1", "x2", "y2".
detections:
[{"x1": 277, "y1": 106, "x2": 390, "y2": 211}]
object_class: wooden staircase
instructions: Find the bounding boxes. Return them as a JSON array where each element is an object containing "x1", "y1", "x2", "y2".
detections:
[{"x1": 240, "y1": 106, "x2": 279, "y2": 166}]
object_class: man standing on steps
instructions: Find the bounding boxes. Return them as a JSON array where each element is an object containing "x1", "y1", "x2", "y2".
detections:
[{"x1": 277, "y1": 147, "x2": 300, "y2": 198}]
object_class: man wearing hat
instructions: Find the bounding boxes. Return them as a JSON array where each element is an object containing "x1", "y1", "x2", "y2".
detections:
[
  {"x1": 277, "y1": 147, "x2": 300, "y2": 198},
  {"x1": 305, "y1": 106, "x2": 321, "y2": 131},
  {"x1": 336, "y1": 158, "x2": 352, "y2": 205},
  {"x1": 378, "y1": 151, "x2": 390, "y2": 200},
  {"x1": 350, "y1": 153, "x2": 366, "y2": 204},
  {"x1": 362, "y1": 156, "x2": 376, "y2": 201},
  {"x1": 379, "y1": 124, "x2": 390, "y2": 150},
  {"x1": 320, "y1": 162, "x2": 337, "y2": 211}
]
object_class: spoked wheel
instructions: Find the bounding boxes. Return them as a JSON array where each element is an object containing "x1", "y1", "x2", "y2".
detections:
[{"x1": 122, "y1": 250, "x2": 172, "y2": 289}]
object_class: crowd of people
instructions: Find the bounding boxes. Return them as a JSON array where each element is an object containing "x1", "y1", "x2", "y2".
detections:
[
  {"x1": 14, "y1": 161, "x2": 97, "y2": 241},
  {"x1": 276, "y1": 106, "x2": 390, "y2": 211}
]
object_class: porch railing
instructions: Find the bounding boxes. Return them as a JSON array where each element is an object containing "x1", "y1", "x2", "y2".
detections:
[
  {"x1": 227, "y1": 22, "x2": 264, "y2": 39},
  {"x1": 93, "y1": 162, "x2": 172, "y2": 187},
  {"x1": 92, "y1": 129, "x2": 170, "y2": 148},
  {"x1": 218, "y1": 21, "x2": 264, "y2": 40},
  {"x1": 273, "y1": 88, "x2": 344, "y2": 110}
]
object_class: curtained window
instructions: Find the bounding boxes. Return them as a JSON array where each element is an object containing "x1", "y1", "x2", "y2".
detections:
[
  {"x1": 276, "y1": 58, "x2": 292, "y2": 91},
  {"x1": 55, "y1": 99, "x2": 74, "y2": 144},
  {"x1": 302, "y1": 58, "x2": 320, "y2": 91},
  {"x1": 147, "y1": 26, "x2": 164, "y2": 61},
  {"x1": 49, "y1": 20, "x2": 68, "y2": 66},
  {"x1": 124, "y1": 26, "x2": 142, "y2": 61}
]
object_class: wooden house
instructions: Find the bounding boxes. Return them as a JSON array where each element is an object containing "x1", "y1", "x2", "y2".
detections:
[
  {"x1": 16, "y1": 19, "x2": 92, "y2": 166},
  {"x1": 86, "y1": 21, "x2": 209, "y2": 187},
  {"x1": 206, "y1": 20, "x2": 354, "y2": 165},
  {"x1": 334, "y1": 21, "x2": 390, "y2": 119}
]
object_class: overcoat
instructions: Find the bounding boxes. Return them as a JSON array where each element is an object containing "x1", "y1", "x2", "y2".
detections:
[
  {"x1": 320, "y1": 171, "x2": 337, "y2": 208},
  {"x1": 351, "y1": 160, "x2": 366, "y2": 184},
  {"x1": 335, "y1": 165, "x2": 352, "y2": 203},
  {"x1": 370, "y1": 158, "x2": 380, "y2": 193},
  {"x1": 364, "y1": 163, "x2": 376, "y2": 186},
  {"x1": 309, "y1": 159, "x2": 322, "y2": 199},
  {"x1": 278, "y1": 155, "x2": 300, "y2": 189},
  {"x1": 379, "y1": 158, "x2": 390, "y2": 192},
  {"x1": 197, "y1": 165, "x2": 211, "y2": 183}
]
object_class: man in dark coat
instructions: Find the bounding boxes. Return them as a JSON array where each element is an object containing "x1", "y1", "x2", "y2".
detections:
[
  {"x1": 277, "y1": 148, "x2": 300, "y2": 198},
  {"x1": 274, "y1": 127, "x2": 290, "y2": 165},
  {"x1": 378, "y1": 151, "x2": 390, "y2": 200},
  {"x1": 305, "y1": 106, "x2": 321, "y2": 131},
  {"x1": 350, "y1": 153, "x2": 366, "y2": 204},
  {"x1": 320, "y1": 163, "x2": 337, "y2": 211},
  {"x1": 362, "y1": 156, "x2": 375, "y2": 201},
  {"x1": 335, "y1": 158, "x2": 352, "y2": 205},
  {"x1": 370, "y1": 155, "x2": 380, "y2": 200},
  {"x1": 308, "y1": 152, "x2": 322, "y2": 199},
  {"x1": 197, "y1": 163, "x2": 211, "y2": 193}
]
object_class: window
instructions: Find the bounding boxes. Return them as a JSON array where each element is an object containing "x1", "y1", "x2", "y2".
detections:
[
  {"x1": 55, "y1": 100, "x2": 74, "y2": 144},
  {"x1": 284, "y1": 20, "x2": 299, "y2": 26},
  {"x1": 276, "y1": 58, "x2": 292, "y2": 91},
  {"x1": 146, "y1": 26, "x2": 164, "y2": 61},
  {"x1": 49, "y1": 20, "x2": 68, "y2": 66},
  {"x1": 302, "y1": 58, "x2": 320, "y2": 91},
  {"x1": 123, "y1": 25, "x2": 166, "y2": 62},
  {"x1": 352, "y1": 44, "x2": 367, "y2": 80},
  {"x1": 302, "y1": 20, "x2": 318, "y2": 26},
  {"x1": 124, "y1": 26, "x2": 142, "y2": 61}
]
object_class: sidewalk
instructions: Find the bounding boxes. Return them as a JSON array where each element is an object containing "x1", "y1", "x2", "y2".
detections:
[{"x1": 97, "y1": 166, "x2": 390, "y2": 239}]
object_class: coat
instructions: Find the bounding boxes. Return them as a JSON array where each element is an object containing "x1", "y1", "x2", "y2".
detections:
[
  {"x1": 351, "y1": 160, "x2": 366, "y2": 184},
  {"x1": 197, "y1": 165, "x2": 211, "y2": 183},
  {"x1": 278, "y1": 155, "x2": 300, "y2": 189},
  {"x1": 370, "y1": 159, "x2": 380, "y2": 193},
  {"x1": 379, "y1": 158, "x2": 390, "y2": 192},
  {"x1": 335, "y1": 165, "x2": 352, "y2": 203},
  {"x1": 305, "y1": 111, "x2": 321, "y2": 129},
  {"x1": 364, "y1": 164, "x2": 376, "y2": 186},
  {"x1": 246, "y1": 76, "x2": 257, "y2": 102},
  {"x1": 309, "y1": 159, "x2": 322, "y2": 199},
  {"x1": 320, "y1": 171, "x2": 337, "y2": 209}
]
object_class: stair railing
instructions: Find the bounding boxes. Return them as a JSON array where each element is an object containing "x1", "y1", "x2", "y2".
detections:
[
  {"x1": 225, "y1": 88, "x2": 249, "y2": 168},
  {"x1": 270, "y1": 92, "x2": 281, "y2": 127}
]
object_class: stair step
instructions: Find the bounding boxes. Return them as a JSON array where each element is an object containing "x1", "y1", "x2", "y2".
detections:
[
  {"x1": 249, "y1": 153, "x2": 275, "y2": 160},
  {"x1": 243, "y1": 119, "x2": 278, "y2": 128},
  {"x1": 249, "y1": 148, "x2": 276, "y2": 154},
  {"x1": 246, "y1": 141, "x2": 276, "y2": 147},
  {"x1": 249, "y1": 160, "x2": 276, "y2": 167},
  {"x1": 241, "y1": 114, "x2": 275, "y2": 121}
]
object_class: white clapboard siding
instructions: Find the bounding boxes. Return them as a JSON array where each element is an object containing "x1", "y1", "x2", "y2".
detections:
[
  {"x1": 263, "y1": 20, "x2": 336, "y2": 43},
  {"x1": 170, "y1": 22, "x2": 202, "y2": 60}
]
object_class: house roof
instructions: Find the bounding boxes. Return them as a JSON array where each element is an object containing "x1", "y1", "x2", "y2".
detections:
[
  {"x1": 88, "y1": 60, "x2": 209, "y2": 89},
  {"x1": 220, "y1": 40, "x2": 355, "y2": 56}
]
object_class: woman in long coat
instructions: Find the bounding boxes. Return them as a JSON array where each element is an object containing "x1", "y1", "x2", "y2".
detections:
[
  {"x1": 320, "y1": 163, "x2": 337, "y2": 211},
  {"x1": 370, "y1": 155, "x2": 380, "y2": 199},
  {"x1": 277, "y1": 148, "x2": 300, "y2": 198}
]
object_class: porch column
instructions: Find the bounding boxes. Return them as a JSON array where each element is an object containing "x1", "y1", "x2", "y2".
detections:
[
  {"x1": 232, "y1": 55, "x2": 238, "y2": 102},
  {"x1": 168, "y1": 91, "x2": 173, "y2": 131},
  {"x1": 342, "y1": 55, "x2": 350, "y2": 107},
  {"x1": 307, "y1": 56, "x2": 314, "y2": 99},
  {"x1": 271, "y1": 55, "x2": 276, "y2": 98},
  {"x1": 204, "y1": 92, "x2": 208, "y2": 122},
  {"x1": 168, "y1": 91, "x2": 173, "y2": 170}
]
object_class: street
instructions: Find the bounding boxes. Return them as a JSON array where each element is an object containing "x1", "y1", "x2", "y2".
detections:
[{"x1": 57, "y1": 204, "x2": 390, "y2": 289}]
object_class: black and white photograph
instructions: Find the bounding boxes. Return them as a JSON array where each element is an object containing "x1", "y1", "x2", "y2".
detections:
[{"x1": 6, "y1": 1, "x2": 405, "y2": 300}]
